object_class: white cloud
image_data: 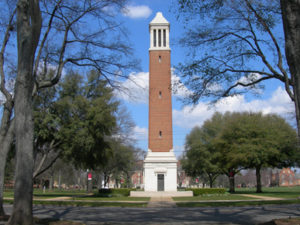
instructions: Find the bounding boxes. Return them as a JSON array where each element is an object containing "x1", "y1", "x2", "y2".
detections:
[
  {"x1": 114, "y1": 70, "x2": 192, "y2": 103},
  {"x1": 132, "y1": 126, "x2": 148, "y2": 141},
  {"x1": 173, "y1": 145, "x2": 185, "y2": 158},
  {"x1": 114, "y1": 72, "x2": 149, "y2": 104},
  {"x1": 173, "y1": 86, "x2": 294, "y2": 129},
  {"x1": 0, "y1": 78, "x2": 15, "y2": 105},
  {"x1": 235, "y1": 73, "x2": 264, "y2": 94},
  {"x1": 122, "y1": 5, "x2": 152, "y2": 19},
  {"x1": 171, "y1": 70, "x2": 193, "y2": 98},
  {"x1": 237, "y1": 73, "x2": 262, "y2": 86}
]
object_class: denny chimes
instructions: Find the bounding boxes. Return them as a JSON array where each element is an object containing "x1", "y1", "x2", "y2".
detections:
[
  {"x1": 143, "y1": 12, "x2": 177, "y2": 192},
  {"x1": 131, "y1": 12, "x2": 192, "y2": 197}
]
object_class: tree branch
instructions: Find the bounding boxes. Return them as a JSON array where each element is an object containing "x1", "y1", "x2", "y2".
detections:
[
  {"x1": 245, "y1": 0, "x2": 294, "y2": 101},
  {"x1": 33, "y1": 150, "x2": 61, "y2": 179},
  {"x1": 0, "y1": 7, "x2": 16, "y2": 103},
  {"x1": 222, "y1": 76, "x2": 271, "y2": 97},
  {"x1": 33, "y1": 0, "x2": 62, "y2": 80}
]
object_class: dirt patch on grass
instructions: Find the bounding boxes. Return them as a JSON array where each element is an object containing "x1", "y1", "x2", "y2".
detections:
[{"x1": 260, "y1": 217, "x2": 300, "y2": 225}]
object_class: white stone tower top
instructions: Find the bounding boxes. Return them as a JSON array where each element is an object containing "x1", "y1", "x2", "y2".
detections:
[
  {"x1": 149, "y1": 12, "x2": 170, "y2": 50},
  {"x1": 150, "y1": 12, "x2": 169, "y2": 25}
]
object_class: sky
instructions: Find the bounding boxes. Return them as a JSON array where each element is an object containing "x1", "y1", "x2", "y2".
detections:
[
  {"x1": 113, "y1": 0, "x2": 295, "y2": 158},
  {"x1": 0, "y1": 1, "x2": 295, "y2": 159}
]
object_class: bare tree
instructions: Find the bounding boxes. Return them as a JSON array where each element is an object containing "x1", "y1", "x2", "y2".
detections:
[
  {"x1": 0, "y1": 0, "x2": 136, "y2": 223},
  {"x1": 280, "y1": 0, "x2": 300, "y2": 137},
  {"x1": 0, "y1": 4, "x2": 16, "y2": 217},
  {"x1": 7, "y1": 0, "x2": 42, "y2": 224},
  {"x1": 176, "y1": 0, "x2": 300, "y2": 138}
]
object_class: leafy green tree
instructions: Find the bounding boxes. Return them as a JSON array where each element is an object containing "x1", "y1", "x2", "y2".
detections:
[
  {"x1": 218, "y1": 112, "x2": 298, "y2": 193},
  {"x1": 32, "y1": 70, "x2": 118, "y2": 180},
  {"x1": 184, "y1": 112, "x2": 298, "y2": 193},
  {"x1": 101, "y1": 142, "x2": 136, "y2": 188},
  {"x1": 32, "y1": 75, "x2": 61, "y2": 179},
  {"x1": 0, "y1": 0, "x2": 136, "y2": 222},
  {"x1": 183, "y1": 112, "x2": 243, "y2": 191},
  {"x1": 55, "y1": 71, "x2": 118, "y2": 170},
  {"x1": 32, "y1": 70, "x2": 139, "y2": 191},
  {"x1": 175, "y1": 0, "x2": 300, "y2": 139},
  {"x1": 183, "y1": 124, "x2": 221, "y2": 188}
]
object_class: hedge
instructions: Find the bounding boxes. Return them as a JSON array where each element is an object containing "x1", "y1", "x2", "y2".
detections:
[
  {"x1": 186, "y1": 188, "x2": 226, "y2": 196},
  {"x1": 98, "y1": 188, "x2": 135, "y2": 197}
]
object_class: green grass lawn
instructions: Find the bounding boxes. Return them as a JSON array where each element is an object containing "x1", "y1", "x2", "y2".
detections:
[
  {"x1": 4, "y1": 189, "x2": 89, "y2": 199},
  {"x1": 4, "y1": 186, "x2": 300, "y2": 208},
  {"x1": 4, "y1": 199, "x2": 148, "y2": 207},
  {"x1": 176, "y1": 199, "x2": 300, "y2": 207},
  {"x1": 72, "y1": 196, "x2": 150, "y2": 201},
  {"x1": 4, "y1": 189, "x2": 149, "y2": 202},
  {"x1": 234, "y1": 186, "x2": 300, "y2": 198},
  {"x1": 173, "y1": 194, "x2": 259, "y2": 202},
  {"x1": 174, "y1": 186, "x2": 300, "y2": 204},
  {"x1": 3, "y1": 190, "x2": 14, "y2": 198}
]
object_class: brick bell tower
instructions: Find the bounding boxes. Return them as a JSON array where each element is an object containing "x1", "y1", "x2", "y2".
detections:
[{"x1": 144, "y1": 12, "x2": 177, "y2": 192}]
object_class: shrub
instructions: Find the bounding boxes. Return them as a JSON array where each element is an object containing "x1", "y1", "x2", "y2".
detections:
[
  {"x1": 98, "y1": 188, "x2": 135, "y2": 197},
  {"x1": 186, "y1": 188, "x2": 226, "y2": 196}
]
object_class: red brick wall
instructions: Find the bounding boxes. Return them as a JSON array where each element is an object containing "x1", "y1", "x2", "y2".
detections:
[{"x1": 148, "y1": 50, "x2": 173, "y2": 152}]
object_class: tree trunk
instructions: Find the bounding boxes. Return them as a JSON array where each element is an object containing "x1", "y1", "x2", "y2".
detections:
[
  {"x1": 87, "y1": 180, "x2": 92, "y2": 193},
  {"x1": 104, "y1": 172, "x2": 109, "y2": 188},
  {"x1": 0, "y1": 156, "x2": 7, "y2": 217},
  {"x1": 208, "y1": 173, "x2": 218, "y2": 188},
  {"x1": 0, "y1": 120, "x2": 14, "y2": 217},
  {"x1": 280, "y1": 0, "x2": 300, "y2": 139},
  {"x1": 100, "y1": 174, "x2": 103, "y2": 189},
  {"x1": 228, "y1": 176, "x2": 235, "y2": 193},
  {"x1": 49, "y1": 170, "x2": 54, "y2": 191},
  {"x1": 8, "y1": 1, "x2": 41, "y2": 224},
  {"x1": 0, "y1": 5, "x2": 15, "y2": 218},
  {"x1": 208, "y1": 175, "x2": 213, "y2": 188},
  {"x1": 127, "y1": 173, "x2": 131, "y2": 188},
  {"x1": 256, "y1": 166, "x2": 262, "y2": 193},
  {"x1": 58, "y1": 170, "x2": 61, "y2": 190}
]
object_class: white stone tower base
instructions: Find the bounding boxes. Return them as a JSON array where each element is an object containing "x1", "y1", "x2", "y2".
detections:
[
  {"x1": 130, "y1": 150, "x2": 193, "y2": 197},
  {"x1": 144, "y1": 150, "x2": 177, "y2": 192}
]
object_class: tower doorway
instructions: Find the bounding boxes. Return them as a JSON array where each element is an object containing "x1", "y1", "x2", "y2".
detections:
[{"x1": 157, "y1": 174, "x2": 164, "y2": 191}]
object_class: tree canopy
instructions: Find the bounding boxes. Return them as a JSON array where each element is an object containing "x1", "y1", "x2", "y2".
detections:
[
  {"x1": 34, "y1": 70, "x2": 119, "y2": 171},
  {"x1": 55, "y1": 71, "x2": 118, "y2": 170},
  {"x1": 32, "y1": 69, "x2": 140, "y2": 191},
  {"x1": 182, "y1": 114, "x2": 224, "y2": 188},
  {"x1": 183, "y1": 111, "x2": 298, "y2": 192},
  {"x1": 216, "y1": 112, "x2": 298, "y2": 192}
]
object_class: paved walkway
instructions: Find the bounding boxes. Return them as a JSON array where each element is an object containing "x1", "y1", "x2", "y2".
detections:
[
  {"x1": 3, "y1": 204, "x2": 300, "y2": 225},
  {"x1": 147, "y1": 197, "x2": 177, "y2": 208}
]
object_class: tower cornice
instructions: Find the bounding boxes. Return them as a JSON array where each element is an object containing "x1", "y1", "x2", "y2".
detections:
[
  {"x1": 149, "y1": 12, "x2": 170, "y2": 50},
  {"x1": 149, "y1": 12, "x2": 170, "y2": 26}
]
